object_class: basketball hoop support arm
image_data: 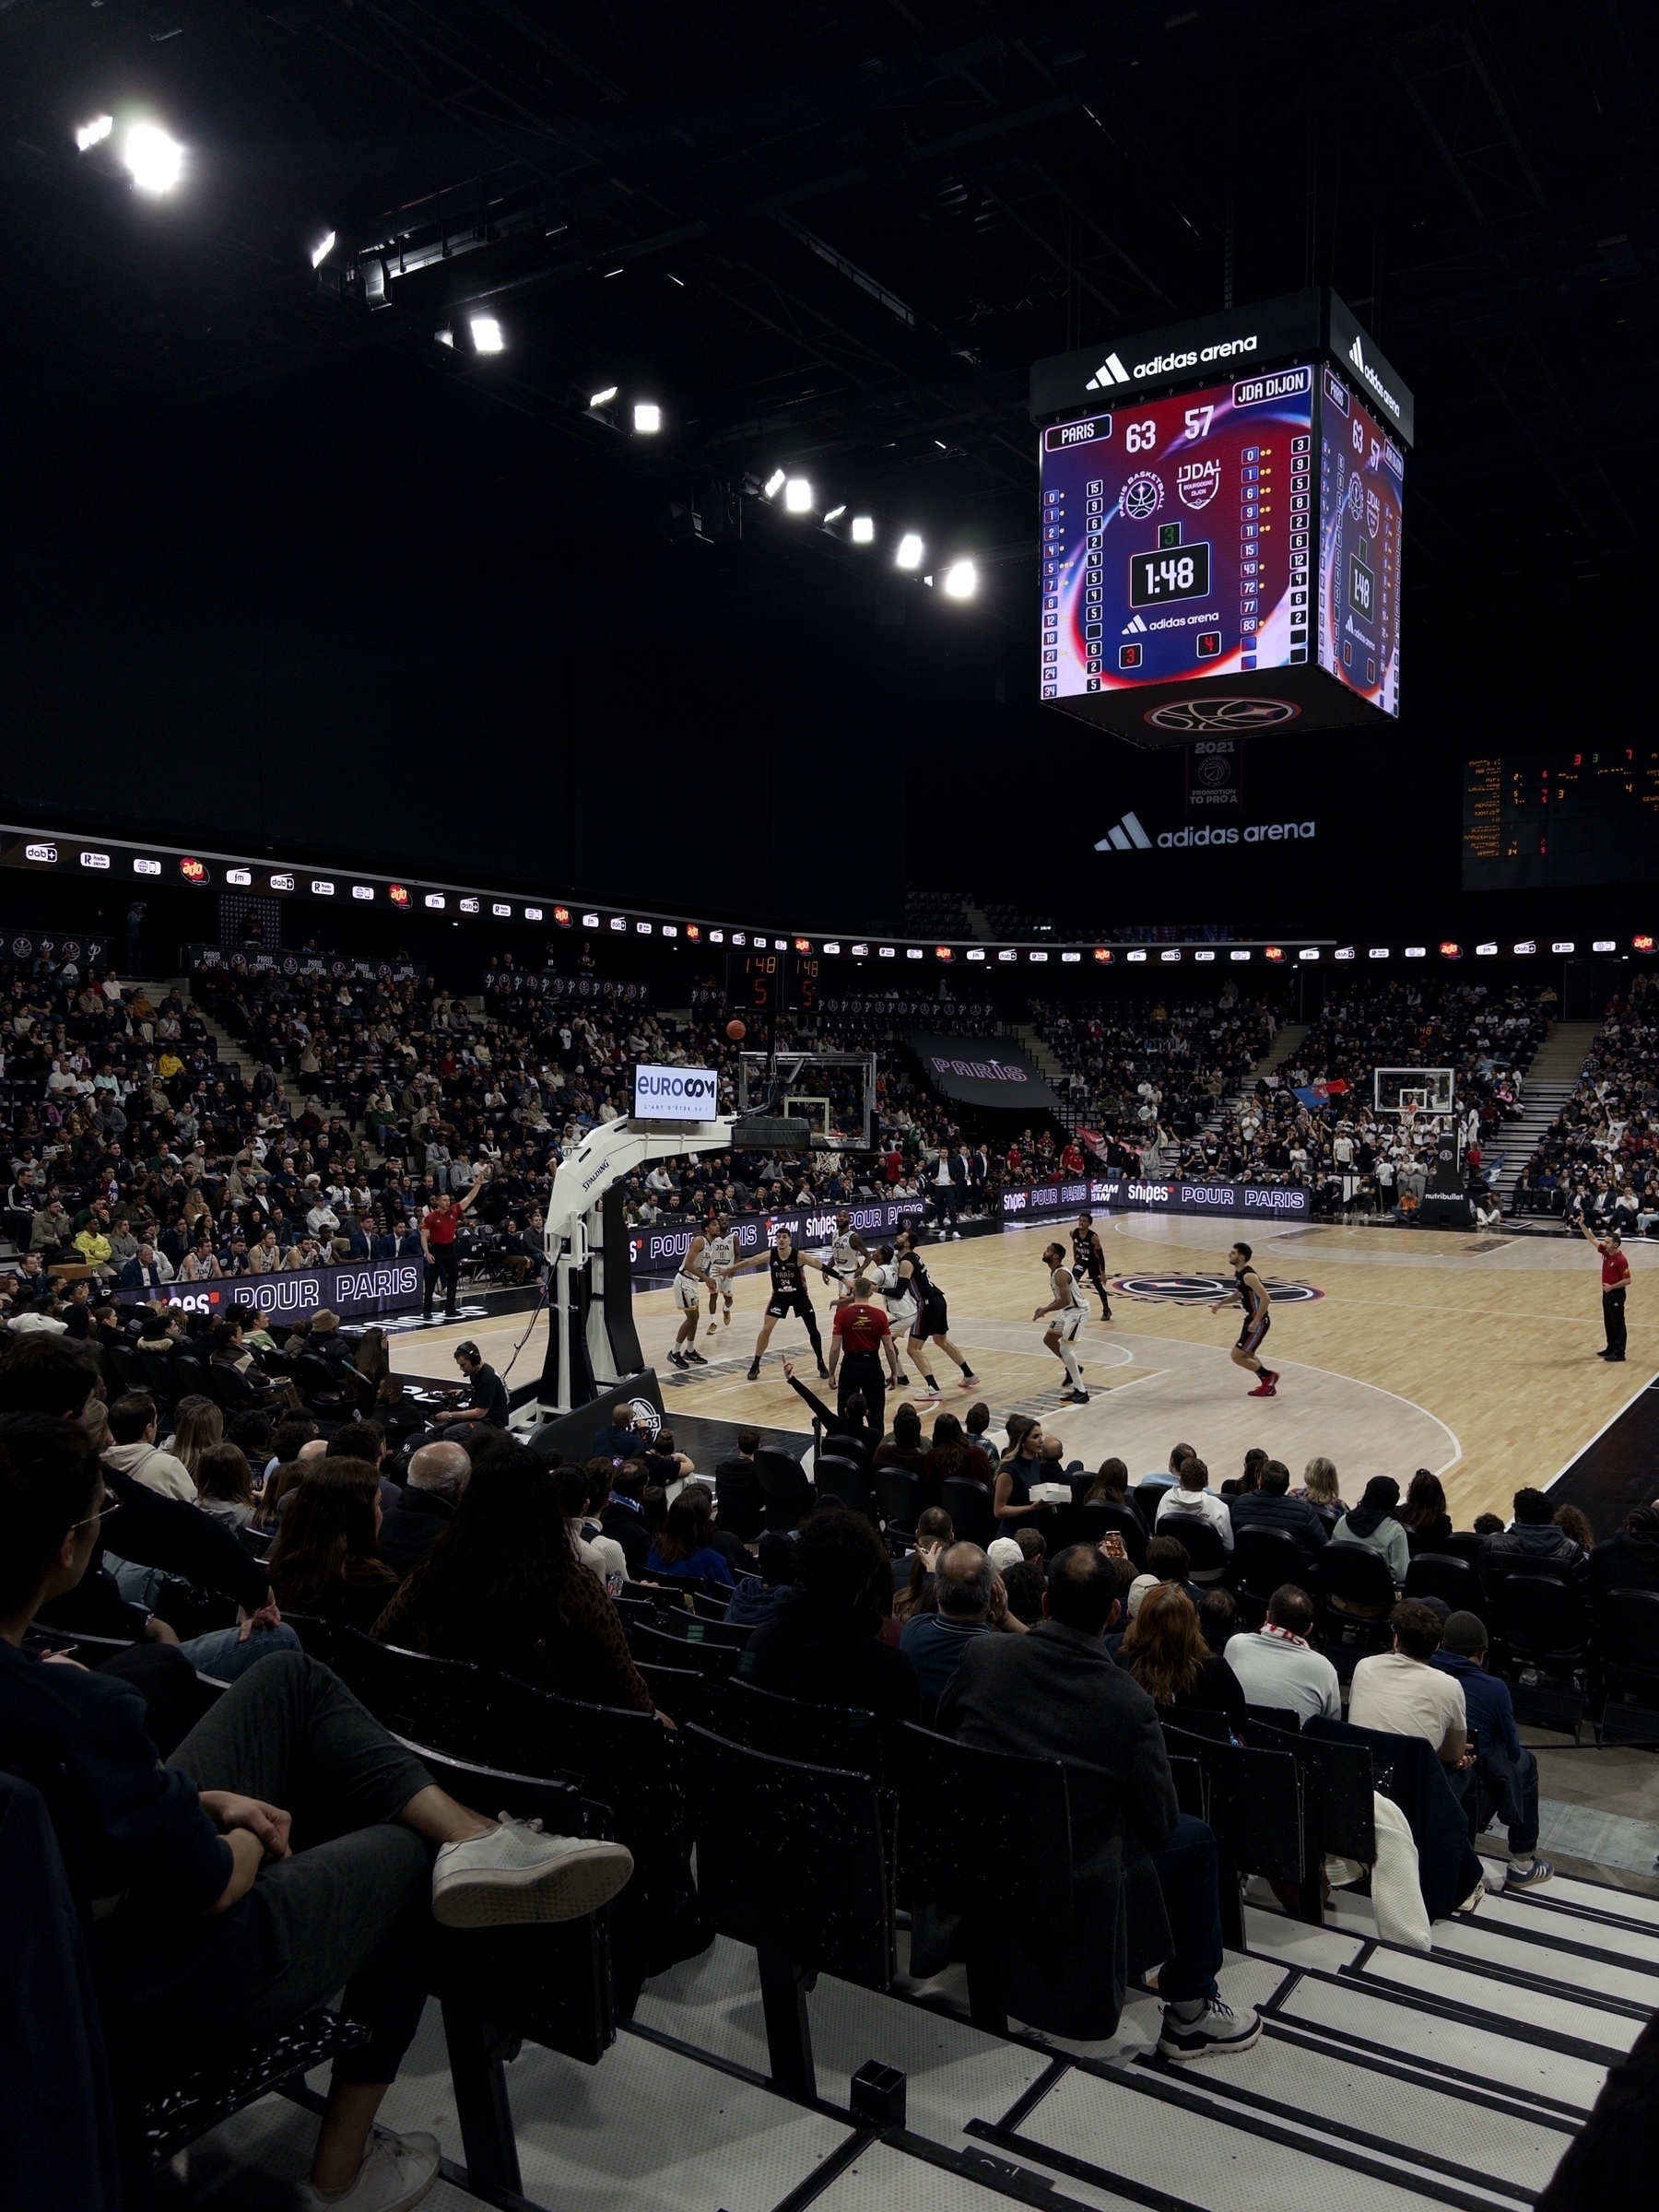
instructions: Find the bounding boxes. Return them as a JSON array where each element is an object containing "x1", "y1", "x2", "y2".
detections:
[{"x1": 535, "y1": 1113, "x2": 738, "y2": 1418}]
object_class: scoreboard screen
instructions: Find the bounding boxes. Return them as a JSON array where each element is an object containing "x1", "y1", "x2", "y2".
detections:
[
  {"x1": 1039, "y1": 360, "x2": 1403, "y2": 727},
  {"x1": 725, "y1": 948, "x2": 821, "y2": 1013},
  {"x1": 1463, "y1": 752, "x2": 1659, "y2": 889}
]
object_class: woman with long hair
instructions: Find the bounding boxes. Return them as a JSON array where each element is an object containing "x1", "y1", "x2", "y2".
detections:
[
  {"x1": 1553, "y1": 1502, "x2": 1595, "y2": 1554},
  {"x1": 375, "y1": 1444, "x2": 654, "y2": 1712},
  {"x1": 167, "y1": 1395, "x2": 224, "y2": 1481},
  {"x1": 645, "y1": 1487, "x2": 735, "y2": 1589},
  {"x1": 194, "y1": 1441, "x2": 256, "y2": 1529},
  {"x1": 1294, "y1": 1454, "x2": 1347, "y2": 1529},
  {"x1": 920, "y1": 1411, "x2": 992, "y2": 1507},
  {"x1": 1118, "y1": 1583, "x2": 1246, "y2": 1729},
  {"x1": 268, "y1": 1458, "x2": 398, "y2": 1630},
  {"x1": 1221, "y1": 1446, "x2": 1268, "y2": 1500},
  {"x1": 1401, "y1": 1467, "x2": 1453, "y2": 1552},
  {"x1": 894, "y1": 1506, "x2": 954, "y2": 1621},
  {"x1": 1085, "y1": 1456, "x2": 1136, "y2": 1512},
  {"x1": 994, "y1": 1420, "x2": 1048, "y2": 1524}
]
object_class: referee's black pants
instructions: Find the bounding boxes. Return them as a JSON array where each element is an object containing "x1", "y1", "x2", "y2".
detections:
[
  {"x1": 1604, "y1": 1286, "x2": 1628, "y2": 1359},
  {"x1": 839, "y1": 1350, "x2": 886, "y2": 1445}
]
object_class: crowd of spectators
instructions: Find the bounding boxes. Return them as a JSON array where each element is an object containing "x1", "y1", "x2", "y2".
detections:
[{"x1": 1514, "y1": 975, "x2": 1659, "y2": 1232}]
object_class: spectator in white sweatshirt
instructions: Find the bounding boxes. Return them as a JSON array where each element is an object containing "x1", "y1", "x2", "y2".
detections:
[{"x1": 1155, "y1": 1456, "x2": 1234, "y2": 1551}]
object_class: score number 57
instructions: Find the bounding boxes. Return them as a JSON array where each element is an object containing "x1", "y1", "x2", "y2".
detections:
[{"x1": 1124, "y1": 405, "x2": 1213, "y2": 455}]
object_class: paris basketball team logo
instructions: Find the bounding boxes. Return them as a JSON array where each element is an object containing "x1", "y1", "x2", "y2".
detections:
[{"x1": 1108, "y1": 1273, "x2": 1324, "y2": 1305}]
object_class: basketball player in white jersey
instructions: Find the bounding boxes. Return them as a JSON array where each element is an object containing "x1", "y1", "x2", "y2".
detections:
[
  {"x1": 824, "y1": 1211, "x2": 872, "y2": 1306},
  {"x1": 667, "y1": 1225, "x2": 713, "y2": 1370},
  {"x1": 703, "y1": 1213, "x2": 737, "y2": 1336},
  {"x1": 1034, "y1": 1241, "x2": 1089, "y2": 1404}
]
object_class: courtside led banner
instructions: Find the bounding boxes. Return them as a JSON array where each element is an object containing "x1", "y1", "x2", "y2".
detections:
[
  {"x1": 117, "y1": 1260, "x2": 424, "y2": 1324},
  {"x1": 1002, "y1": 1176, "x2": 1312, "y2": 1225}
]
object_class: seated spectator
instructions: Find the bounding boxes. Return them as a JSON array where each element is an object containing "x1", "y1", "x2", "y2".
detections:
[
  {"x1": 1084, "y1": 1455, "x2": 1140, "y2": 1519},
  {"x1": 894, "y1": 1506, "x2": 953, "y2": 1622},
  {"x1": 103, "y1": 1391, "x2": 197, "y2": 1503},
  {"x1": 784, "y1": 1360, "x2": 877, "y2": 1480},
  {"x1": 994, "y1": 1420, "x2": 1052, "y2": 1525},
  {"x1": 596, "y1": 1457, "x2": 653, "y2": 1577},
  {"x1": 642, "y1": 1426, "x2": 695, "y2": 1487},
  {"x1": 1331, "y1": 1476, "x2": 1410, "y2": 1585},
  {"x1": 1197, "y1": 1584, "x2": 1237, "y2": 1654},
  {"x1": 325, "y1": 1418, "x2": 400, "y2": 1515},
  {"x1": 726, "y1": 1530, "x2": 797, "y2": 1627},
  {"x1": 1220, "y1": 1447, "x2": 1268, "y2": 1500},
  {"x1": 375, "y1": 1444, "x2": 654, "y2": 1712},
  {"x1": 712, "y1": 1428, "x2": 765, "y2": 1542},
  {"x1": 307, "y1": 1309, "x2": 355, "y2": 1364},
  {"x1": 1348, "y1": 1599, "x2": 1468, "y2": 1773},
  {"x1": 1227, "y1": 1457, "x2": 1328, "y2": 1571},
  {"x1": 1553, "y1": 1503, "x2": 1595, "y2": 1554},
  {"x1": 874, "y1": 1403, "x2": 926, "y2": 1476},
  {"x1": 429, "y1": 1341, "x2": 511, "y2": 1433},
  {"x1": 194, "y1": 1441, "x2": 257, "y2": 1530},
  {"x1": 1001, "y1": 1557, "x2": 1048, "y2": 1625},
  {"x1": 1223, "y1": 1584, "x2": 1341, "y2": 1722},
  {"x1": 1479, "y1": 1486, "x2": 1592, "y2": 1597},
  {"x1": 900, "y1": 1541, "x2": 1025, "y2": 1707},
  {"x1": 1119, "y1": 1583, "x2": 1247, "y2": 1731},
  {"x1": 920, "y1": 1410, "x2": 993, "y2": 1505},
  {"x1": 168, "y1": 1396, "x2": 225, "y2": 1488},
  {"x1": 378, "y1": 1441, "x2": 470, "y2": 1577},
  {"x1": 1154, "y1": 1456, "x2": 1233, "y2": 1562},
  {"x1": 644, "y1": 1486, "x2": 735, "y2": 1589},
  {"x1": 987, "y1": 1535, "x2": 1024, "y2": 1575},
  {"x1": 1472, "y1": 1512, "x2": 1503, "y2": 1537},
  {"x1": 0, "y1": 1418, "x2": 633, "y2": 2211},
  {"x1": 935, "y1": 1542, "x2": 1259, "y2": 2056},
  {"x1": 1294, "y1": 1453, "x2": 1347, "y2": 1529},
  {"x1": 963, "y1": 1400, "x2": 999, "y2": 1460},
  {"x1": 552, "y1": 1465, "x2": 628, "y2": 1585},
  {"x1": 268, "y1": 1459, "x2": 401, "y2": 1631},
  {"x1": 591, "y1": 1400, "x2": 641, "y2": 1463},
  {"x1": 738, "y1": 1502, "x2": 921, "y2": 1725},
  {"x1": 1432, "y1": 1610, "x2": 1552, "y2": 1889},
  {"x1": 1590, "y1": 1503, "x2": 1659, "y2": 1599},
  {"x1": 1142, "y1": 1441, "x2": 1197, "y2": 1493},
  {"x1": 1401, "y1": 1468, "x2": 1453, "y2": 1554}
]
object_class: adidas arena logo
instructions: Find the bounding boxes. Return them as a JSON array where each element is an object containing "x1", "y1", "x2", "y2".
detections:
[
  {"x1": 1347, "y1": 333, "x2": 1402, "y2": 424},
  {"x1": 1123, "y1": 614, "x2": 1147, "y2": 634},
  {"x1": 1084, "y1": 352, "x2": 1131, "y2": 392},
  {"x1": 1095, "y1": 811, "x2": 1153, "y2": 853}
]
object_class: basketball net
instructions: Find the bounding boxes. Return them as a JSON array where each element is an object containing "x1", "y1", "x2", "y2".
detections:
[{"x1": 1398, "y1": 1106, "x2": 1418, "y2": 1150}]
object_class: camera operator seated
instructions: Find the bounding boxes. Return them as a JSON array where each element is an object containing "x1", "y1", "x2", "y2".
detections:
[{"x1": 427, "y1": 1343, "x2": 510, "y2": 1434}]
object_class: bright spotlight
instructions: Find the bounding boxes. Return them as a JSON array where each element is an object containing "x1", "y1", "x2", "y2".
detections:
[
  {"x1": 124, "y1": 123, "x2": 182, "y2": 194},
  {"x1": 763, "y1": 468, "x2": 786, "y2": 500},
  {"x1": 943, "y1": 559, "x2": 978, "y2": 599},
  {"x1": 75, "y1": 114, "x2": 113, "y2": 153},
  {"x1": 310, "y1": 229, "x2": 336, "y2": 270},
  {"x1": 588, "y1": 385, "x2": 618, "y2": 408},
  {"x1": 895, "y1": 532, "x2": 924, "y2": 569},
  {"x1": 470, "y1": 316, "x2": 504, "y2": 353},
  {"x1": 783, "y1": 477, "x2": 813, "y2": 512},
  {"x1": 851, "y1": 515, "x2": 875, "y2": 544},
  {"x1": 632, "y1": 402, "x2": 661, "y2": 434},
  {"x1": 824, "y1": 505, "x2": 846, "y2": 524}
]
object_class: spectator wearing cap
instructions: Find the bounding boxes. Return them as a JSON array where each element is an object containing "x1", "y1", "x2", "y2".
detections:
[{"x1": 1432, "y1": 1610, "x2": 1552, "y2": 1890}]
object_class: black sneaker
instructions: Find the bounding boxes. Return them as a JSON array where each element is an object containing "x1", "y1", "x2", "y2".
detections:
[
  {"x1": 1158, "y1": 1996, "x2": 1262, "y2": 2061},
  {"x1": 1062, "y1": 1388, "x2": 1090, "y2": 1405},
  {"x1": 747, "y1": 1360, "x2": 761, "y2": 1382},
  {"x1": 687, "y1": 1349, "x2": 709, "y2": 1366},
  {"x1": 668, "y1": 1351, "x2": 688, "y2": 1370}
]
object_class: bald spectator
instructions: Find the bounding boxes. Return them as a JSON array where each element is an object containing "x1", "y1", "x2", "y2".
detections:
[{"x1": 379, "y1": 1441, "x2": 471, "y2": 1577}]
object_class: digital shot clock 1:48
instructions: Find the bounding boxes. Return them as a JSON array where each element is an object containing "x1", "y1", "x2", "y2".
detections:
[
  {"x1": 725, "y1": 947, "x2": 821, "y2": 1014},
  {"x1": 1128, "y1": 540, "x2": 1213, "y2": 606}
]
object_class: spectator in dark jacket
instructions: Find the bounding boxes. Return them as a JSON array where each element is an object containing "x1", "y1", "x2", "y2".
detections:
[
  {"x1": 737, "y1": 1503, "x2": 919, "y2": 1726},
  {"x1": 726, "y1": 1531, "x2": 796, "y2": 1627},
  {"x1": 1226, "y1": 1459, "x2": 1328, "y2": 1573},
  {"x1": 378, "y1": 1441, "x2": 469, "y2": 1577},
  {"x1": 1590, "y1": 1505, "x2": 1659, "y2": 1600},
  {"x1": 1480, "y1": 1488, "x2": 1591, "y2": 1599},
  {"x1": 1431, "y1": 1609, "x2": 1551, "y2": 1889}
]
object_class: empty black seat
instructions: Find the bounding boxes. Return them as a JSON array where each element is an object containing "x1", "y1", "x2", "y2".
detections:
[
  {"x1": 1242, "y1": 1715, "x2": 1375, "y2": 1913},
  {"x1": 1157, "y1": 1514, "x2": 1229, "y2": 1581},
  {"x1": 1404, "y1": 1552, "x2": 1481, "y2": 1612},
  {"x1": 754, "y1": 1449, "x2": 812, "y2": 1534},
  {"x1": 627, "y1": 1620, "x2": 743, "y2": 1683},
  {"x1": 1595, "y1": 1588, "x2": 1659, "y2": 1715},
  {"x1": 686, "y1": 1726, "x2": 892, "y2": 2099},
  {"x1": 719, "y1": 1677, "x2": 888, "y2": 1783},
  {"x1": 1162, "y1": 1724, "x2": 1308, "y2": 1944},
  {"x1": 814, "y1": 1455, "x2": 872, "y2": 1515},
  {"x1": 1317, "y1": 1542, "x2": 1398, "y2": 1676},
  {"x1": 1077, "y1": 1500, "x2": 1147, "y2": 1569},
  {"x1": 1231, "y1": 1528, "x2": 1308, "y2": 1624},
  {"x1": 633, "y1": 1659, "x2": 712, "y2": 1727},
  {"x1": 874, "y1": 1465, "x2": 922, "y2": 1534},
  {"x1": 939, "y1": 1477, "x2": 994, "y2": 1548},
  {"x1": 330, "y1": 1629, "x2": 491, "y2": 1760}
]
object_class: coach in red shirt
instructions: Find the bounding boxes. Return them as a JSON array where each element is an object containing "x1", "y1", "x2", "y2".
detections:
[
  {"x1": 1580, "y1": 1220, "x2": 1631, "y2": 1362},
  {"x1": 830, "y1": 1277, "x2": 905, "y2": 1443}
]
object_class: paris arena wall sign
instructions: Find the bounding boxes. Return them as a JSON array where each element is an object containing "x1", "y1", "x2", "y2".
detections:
[{"x1": 1002, "y1": 1176, "x2": 1312, "y2": 1224}]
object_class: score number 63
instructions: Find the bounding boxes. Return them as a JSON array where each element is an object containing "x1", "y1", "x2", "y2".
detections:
[{"x1": 1124, "y1": 405, "x2": 1213, "y2": 456}]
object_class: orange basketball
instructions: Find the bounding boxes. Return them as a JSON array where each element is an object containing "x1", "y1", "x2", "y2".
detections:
[{"x1": 725, "y1": 1018, "x2": 747, "y2": 1041}]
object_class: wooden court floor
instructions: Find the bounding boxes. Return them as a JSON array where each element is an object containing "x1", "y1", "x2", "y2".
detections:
[{"x1": 396, "y1": 1214, "x2": 1659, "y2": 1526}]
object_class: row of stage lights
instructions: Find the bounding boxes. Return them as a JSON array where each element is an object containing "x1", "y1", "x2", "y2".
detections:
[
  {"x1": 12, "y1": 841, "x2": 1658, "y2": 964},
  {"x1": 69, "y1": 110, "x2": 976, "y2": 597}
]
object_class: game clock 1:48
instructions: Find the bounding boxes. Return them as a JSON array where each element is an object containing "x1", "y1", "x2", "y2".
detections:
[
  {"x1": 725, "y1": 949, "x2": 820, "y2": 1013},
  {"x1": 1128, "y1": 540, "x2": 1212, "y2": 607}
]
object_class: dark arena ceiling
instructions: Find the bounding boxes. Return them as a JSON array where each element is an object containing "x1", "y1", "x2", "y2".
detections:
[{"x1": 5, "y1": 0, "x2": 1653, "y2": 605}]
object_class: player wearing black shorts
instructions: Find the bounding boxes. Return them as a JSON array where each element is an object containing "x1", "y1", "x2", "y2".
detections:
[
  {"x1": 732, "y1": 1229, "x2": 831, "y2": 1381},
  {"x1": 1217, "y1": 1240, "x2": 1277, "y2": 1397},
  {"x1": 893, "y1": 1230, "x2": 978, "y2": 1405},
  {"x1": 1071, "y1": 1213, "x2": 1113, "y2": 1322}
]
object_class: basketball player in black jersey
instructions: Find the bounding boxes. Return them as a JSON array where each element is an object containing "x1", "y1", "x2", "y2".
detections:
[
  {"x1": 1071, "y1": 1213, "x2": 1113, "y2": 1322},
  {"x1": 1216, "y1": 1241, "x2": 1277, "y2": 1396},
  {"x1": 892, "y1": 1230, "x2": 978, "y2": 1403},
  {"x1": 729, "y1": 1228, "x2": 832, "y2": 1382}
]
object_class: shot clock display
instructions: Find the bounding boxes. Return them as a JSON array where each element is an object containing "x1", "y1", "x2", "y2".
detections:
[
  {"x1": 725, "y1": 947, "x2": 820, "y2": 1014},
  {"x1": 1037, "y1": 335, "x2": 1405, "y2": 742}
]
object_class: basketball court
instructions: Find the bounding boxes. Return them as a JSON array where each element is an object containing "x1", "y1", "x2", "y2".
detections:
[{"x1": 396, "y1": 1209, "x2": 1653, "y2": 1526}]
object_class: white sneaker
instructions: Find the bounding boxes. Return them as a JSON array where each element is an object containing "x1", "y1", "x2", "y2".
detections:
[
  {"x1": 431, "y1": 1815, "x2": 634, "y2": 1929},
  {"x1": 1157, "y1": 1996, "x2": 1262, "y2": 2061},
  {"x1": 299, "y1": 2130, "x2": 441, "y2": 2212}
]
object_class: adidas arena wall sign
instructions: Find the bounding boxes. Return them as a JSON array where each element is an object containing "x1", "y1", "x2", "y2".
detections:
[{"x1": 1096, "y1": 812, "x2": 1315, "y2": 853}]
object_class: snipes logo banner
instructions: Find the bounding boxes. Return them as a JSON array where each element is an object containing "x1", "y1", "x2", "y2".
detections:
[
  {"x1": 1001, "y1": 1176, "x2": 1311, "y2": 1224},
  {"x1": 633, "y1": 1064, "x2": 718, "y2": 1121}
]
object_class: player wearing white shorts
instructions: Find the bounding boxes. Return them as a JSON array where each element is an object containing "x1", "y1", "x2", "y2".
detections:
[
  {"x1": 703, "y1": 1216, "x2": 737, "y2": 1336},
  {"x1": 1034, "y1": 1241, "x2": 1089, "y2": 1404},
  {"x1": 825, "y1": 1211, "x2": 872, "y2": 1305},
  {"x1": 668, "y1": 1227, "x2": 713, "y2": 1371}
]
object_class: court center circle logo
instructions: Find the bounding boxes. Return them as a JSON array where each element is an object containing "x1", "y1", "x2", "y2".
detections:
[
  {"x1": 1144, "y1": 697, "x2": 1301, "y2": 734},
  {"x1": 1107, "y1": 1274, "x2": 1324, "y2": 1304}
]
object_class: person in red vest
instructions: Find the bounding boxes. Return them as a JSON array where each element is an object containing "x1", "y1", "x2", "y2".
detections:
[{"x1": 420, "y1": 1168, "x2": 488, "y2": 1321}]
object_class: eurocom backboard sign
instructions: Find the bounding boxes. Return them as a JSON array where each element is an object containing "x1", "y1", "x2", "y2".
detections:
[{"x1": 633, "y1": 1064, "x2": 719, "y2": 1121}]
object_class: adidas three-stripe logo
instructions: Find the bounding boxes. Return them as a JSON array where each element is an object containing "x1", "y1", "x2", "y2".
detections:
[
  {"x1": 1084, "y1": 352, "x2": 1132, "y2": 392},
  {"x1": 1094, "y1": 811, "x2": 1153, "y2": 853}
]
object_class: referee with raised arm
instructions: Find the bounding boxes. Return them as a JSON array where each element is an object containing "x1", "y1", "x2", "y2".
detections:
[{"x1": 1579, "y1": 1218, "x2": 1630, "y2": 1362}]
